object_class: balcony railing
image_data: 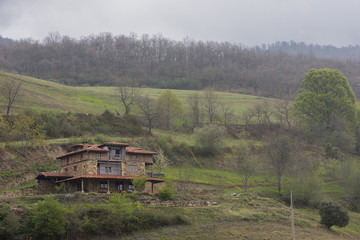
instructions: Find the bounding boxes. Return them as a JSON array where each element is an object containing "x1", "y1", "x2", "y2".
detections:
[
  {"x1": 145, "y1": 172, "x2": 165, "y2": 178},
  {"x1": 109, "y1": 154, "x2": 125, "y2": 160}
]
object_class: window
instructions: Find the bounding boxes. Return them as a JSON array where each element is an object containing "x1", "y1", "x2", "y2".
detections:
[
  {"x1": 132, "y1": 155, "x2": 137, "y2": 159},
  {"x1": 116, "y1": 182, "x2": 123, "y2": 191},
  {"x1": 97, "y1": 153, "x2": 101, "y2": 158},
  {"x1": 128, "y1": 165, "x2": 138, "y2": 171},
  {"x1": 128, "y1": 184, "x2": 135, "y2": 190},
  {"x1": 115, "y1": 149, "x2": 120, "y2": 155},
  {"x1": 80, "y1": 153, "x2": 83, "y2": 159},
  {"x1": 66, "y1": 158, "x2": 69, "y2": 165},
  {"x1": 100, "y1": 182, "x2": 108, "y2": 189},
  {"x1": 105, "y1": 167, "x2": 112, "y2": 173},
  {"x1": 73, "y1": 166, "x2": 77, "y2": 172}
]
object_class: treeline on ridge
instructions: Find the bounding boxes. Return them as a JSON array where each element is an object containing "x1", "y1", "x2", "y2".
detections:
[{"x1": 2, "y1": 32, "x2": 360, "y2": 98}]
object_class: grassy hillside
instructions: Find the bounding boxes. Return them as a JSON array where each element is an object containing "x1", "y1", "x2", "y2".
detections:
[{"x1": 0, "y1": 71, "x2": 276, "y2": 117}]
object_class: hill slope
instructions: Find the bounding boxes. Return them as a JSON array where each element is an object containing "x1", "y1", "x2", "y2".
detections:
[{"x1": 0, "y1": 71, "x2": 276, "y2": 116}]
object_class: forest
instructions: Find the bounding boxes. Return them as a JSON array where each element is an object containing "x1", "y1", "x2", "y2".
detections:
[{"x1": 1, "y1": 33, "x2": 360, "y2": 98}]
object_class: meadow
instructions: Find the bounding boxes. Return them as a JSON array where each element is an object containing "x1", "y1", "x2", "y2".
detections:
[{"x1": 0, "y1": 71, "x2": 277, "y2": 119}]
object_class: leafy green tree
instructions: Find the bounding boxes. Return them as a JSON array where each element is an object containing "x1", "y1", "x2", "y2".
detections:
[
  {"x1": 157, "y1": 90, "x2": 183, "y2": 129},
  {"x1": 319, "y1": 200, "x2": 349, "y2": 229},
  {"x1": 30, "y1": 196, "x2": 68, "y2": 240},
  {"x1": 11, "y1": 113, "x2": 45, "y2": 152},
  {"x1": 0, "y1": 205, "x2": 20, "y2": 240},
  {"x1": 294, "y1": 69, "x2": 358, "y2": 143}
]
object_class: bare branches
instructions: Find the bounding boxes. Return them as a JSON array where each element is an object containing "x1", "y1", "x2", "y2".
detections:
[
  {"x1": 0, "y1": 73, "x2": 22, "y2": 116},
  {"x1": 137, "y1": 95, "x2": 158, "y2": 134},
  {"x1": 117, "y1": 77, "x2": 142, "y2": 115},
  {"x1": 202, "y1": 88, "x2": 219, "y2": 123}
]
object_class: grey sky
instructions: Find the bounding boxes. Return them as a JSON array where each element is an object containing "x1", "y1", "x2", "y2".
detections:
[{"x1": 0, "y1": 0, "x2": 359, "y2": 47}]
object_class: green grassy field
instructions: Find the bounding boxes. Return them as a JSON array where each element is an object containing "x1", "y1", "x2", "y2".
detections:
[{"x1": 0, "y1": 71, "x2": 277, "y2": 118}]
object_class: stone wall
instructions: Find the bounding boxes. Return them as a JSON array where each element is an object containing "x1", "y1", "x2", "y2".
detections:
[
  {"x1": 122, "y1": 161, "x2": 146, "y2": 177},
  {"x1": 125, "y1": 154, "x2": 153, "y2": 164},
  {"x1": 0, "y1": 188, "x2": 36, "y2": 199},
  {"x1": 36, "y1": 179, "x2": 57, "y2": 194}
]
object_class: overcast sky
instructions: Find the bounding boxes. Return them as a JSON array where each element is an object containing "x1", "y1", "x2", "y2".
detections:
[{"x1": 0, "y1": 0, "x2": 359, "y2": 47}]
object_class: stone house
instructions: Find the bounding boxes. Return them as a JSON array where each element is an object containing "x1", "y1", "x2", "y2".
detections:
[{"x1": 36, "y1": 142, "x2": 164, "y2": 194}]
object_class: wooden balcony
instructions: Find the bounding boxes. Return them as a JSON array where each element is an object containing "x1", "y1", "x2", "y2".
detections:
[{"x1": 109, "y1": 154, "x2": 125, "y2": 160}]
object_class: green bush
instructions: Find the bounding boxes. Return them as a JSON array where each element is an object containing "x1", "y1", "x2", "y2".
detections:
[
  {"x1": 0, "y1": 205, "x2": 20, "y2": 240},
  {"x1": 132, "y1": 176, "x2": 147, "y2": 192},
  {"x1": 319, "y1": 200, "x2": 349, "y2": 229},
  {"x1": 282, "y1": 170, "x2": 324, "y2": 206},
  {"x1": 194, "y1": 124, "x2": 225, "y2": 155},
  {"x1": 157, "y1": 178, "x2": 174, "y2": 201},
  {"x1": 30, "y1": 196, "x2": 68, "y2": 240}
]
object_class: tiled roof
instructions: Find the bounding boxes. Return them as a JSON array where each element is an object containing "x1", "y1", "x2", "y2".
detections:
[
  {"x1": 69, "y1": 143, "x2": 87, "y2": 149},
  {"x1": 57, "y1": 145, "x2": 108, "y2": 159},
  {"x1": 36, "y1": 172, "x2": 73, "y2": 179},
  {"x1": 126, "y1": 147, "x2": 157, "y2": 155},
  {"x1": 98, "y1": 142, "x2": 130, "y2": 147},
  {"x1": 56, "y1": 174, "x2": 164, "y2": 183}
]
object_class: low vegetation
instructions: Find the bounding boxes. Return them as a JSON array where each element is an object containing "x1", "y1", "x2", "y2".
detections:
[{"x1": 1, "y1": 69, "x2": 360, "y2": 239}]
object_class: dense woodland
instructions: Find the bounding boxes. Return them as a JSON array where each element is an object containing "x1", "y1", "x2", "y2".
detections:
[{"x1": 1, "y1": 33, "x2": 360, "y2": 98}]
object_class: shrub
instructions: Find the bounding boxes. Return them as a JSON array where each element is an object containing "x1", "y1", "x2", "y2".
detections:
[
  {"x1": 194, "y1": 124, "x2": 225, "y2": 155},
  {"x1": 282, "y1": 169, "x2": 324, "y2": 206},
  {"x1": 319, "y1": 200, "x2": 349, "y2": 229},
  {"x1": 157, "y1": 178, "x2": 174, "y2": 201},
  {"x1": 132, "y1": 176, "x2": 147, "y2": 192},
  {"x1": 30, "y1": 196, "x2": 68, "y2": 240},
  {"x1": 0, "y1": 205, "x2": 20, "y2": 240}
]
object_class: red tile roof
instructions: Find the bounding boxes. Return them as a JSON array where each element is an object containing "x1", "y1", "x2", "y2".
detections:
[
  {"x1": 57, "y1": 145, "x2": 108, "y2": 159},
  {"x1": 98, "y1": 142, "x2": 130, "y2": 147},
  {"x1": 69, "y1": 143, "x2": 87, "y2": 149},
  {"x1": 36, "y1": 172, "x2": 73, "y2": 179},
  {"x1": 126, "y1": 147, "x2": 157, "y2": 155},
  {"x1": 55, "y1": 174, "x2": 164, "y2": 183}
]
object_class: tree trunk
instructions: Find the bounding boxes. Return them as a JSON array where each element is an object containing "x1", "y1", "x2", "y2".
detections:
[
  {"x1": 148, "y1": 120, "x2": 152, "y2": 134},
  {"x1": 244, "y1": 175, "x2": 248, "y2": 192},
  {"x1": 277, "y1": 174, "x2": 281, "y2": 193}
]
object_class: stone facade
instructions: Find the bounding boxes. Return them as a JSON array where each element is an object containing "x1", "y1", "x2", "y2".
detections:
[{"x1": 36, "y1": 142, "x2": 162, "y2": 194}]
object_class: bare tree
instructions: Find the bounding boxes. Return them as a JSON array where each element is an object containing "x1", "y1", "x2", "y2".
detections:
[
  {"x1": 117, "y1": 77, "x2": 141, "y2": 115},
  {"x1": 187, "y1": 92, "x2": 202, "y2": 128},
  {"x1": 253, "y1": 101, "x2": 272, "y2": 125},
  {"x1": 220, "y1": 102, "x2": 234, "y2": 125},
  {"x1": 202, "y1": 88, "x2": 219, "y2": 123},
  {"x1": 274, "y1": 98, "x2": 292, "y2": 130},
  {"x1": 235, "y1": 143, "x2": 258, "y2": 192},
  {"x1": 137, "y1": 95, "x2": 158, "y2": 134},
  {"x1": 0, "y1": 74, "x2": 22, "y2": 116},
  {"x1": 157, "y1": 90, "x2": 183, "y2": 130},
  {"x1": 267, "y1": 135, "x2": 292, "y2": 193}
]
